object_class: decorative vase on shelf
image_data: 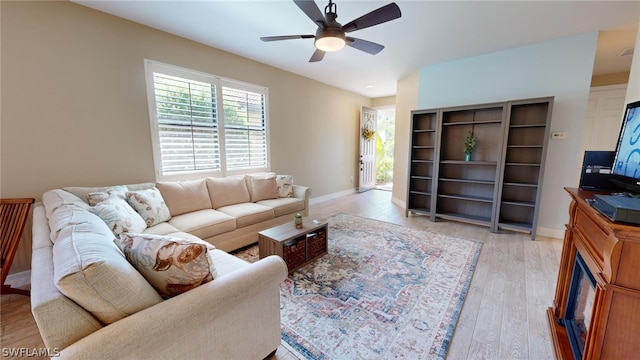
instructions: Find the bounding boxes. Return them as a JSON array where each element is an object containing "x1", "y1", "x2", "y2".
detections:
[
  {"x1": 463, "y1": 131, "x2": 476, "y2": 162},
  {"x1": 294, "y1": 213, "x2": 303, "y2": 229}
]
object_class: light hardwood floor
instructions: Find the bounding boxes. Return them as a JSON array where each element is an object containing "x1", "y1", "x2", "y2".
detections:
[{"x1": 0, "y1": 189, "x2": 562, "y2": 359}]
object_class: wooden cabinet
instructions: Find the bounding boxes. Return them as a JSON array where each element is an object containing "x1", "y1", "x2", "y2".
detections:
[
  {"x1": 406, "y1": 97, "x2": 553, "y2": 239},
  {"x1": 547, "y1": 188, "x2": 640, "y2": 359}
]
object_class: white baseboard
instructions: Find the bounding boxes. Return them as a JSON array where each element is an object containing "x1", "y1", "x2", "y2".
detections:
[
  {"x1": 391, "y1": 196, "x2": 406, "y2": 210},
  {"x1": 309, "y1": 188, "x2": 357, "y2": 206},
  {"x1": 536, "y1": 226, "x2": 564, "y2": 240},
  {"x1": 6, "y1": 270, "x2": 31, "y2": 288}
]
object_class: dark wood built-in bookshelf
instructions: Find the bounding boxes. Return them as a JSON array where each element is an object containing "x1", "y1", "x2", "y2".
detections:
[
  {"x1": 495, "y1": 100, "x2": 552, "y2": 238},
  {"x1": 406, "y1": 110, "x2": 438, "y2": 219},
  {"x1": 406, "y1": 97, "x2": 553, "y2": 239}
]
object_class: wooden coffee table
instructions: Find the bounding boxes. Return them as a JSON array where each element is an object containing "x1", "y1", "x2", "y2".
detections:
[{"x1": 258, "y1": 219, "x2": 328, "y2": 273}]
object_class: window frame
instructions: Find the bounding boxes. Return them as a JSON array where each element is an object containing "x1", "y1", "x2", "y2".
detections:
[{"x1": 144, "y1": 59, "x2": 270, "y2": 181}]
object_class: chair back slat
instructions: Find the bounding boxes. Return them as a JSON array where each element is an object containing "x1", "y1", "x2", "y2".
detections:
[{"x1": 1, "y1": 198, "x2": 35, "y2": 287}]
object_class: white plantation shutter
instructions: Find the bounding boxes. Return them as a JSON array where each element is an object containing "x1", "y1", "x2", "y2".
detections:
[
  {"x1": 153, "y1": 73, "x2": 220, "y2": 173},
  {"x1": 222, "y1": 85, "x2": 268, "y2": 171},
  {"x1": 145, "y1": 60, "x2": 269, "y2": 178}
]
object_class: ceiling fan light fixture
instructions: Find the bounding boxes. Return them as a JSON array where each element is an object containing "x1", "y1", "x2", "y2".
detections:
[{"x1": 315, "y1": 31, "x2": 346, "y2": 52}]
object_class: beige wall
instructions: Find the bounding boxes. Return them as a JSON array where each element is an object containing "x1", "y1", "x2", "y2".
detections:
[
  {"x1": 591, "y1": 71, "x2": 631, "y2": 87},
  {"x1": 1, "y1": 1, "x2": 370, "y2": 273},
  {"x1": 625, "y1": 22, "x2": 640, "y2": 105},
  {"x1": 391, "y1": 71, "x2": 420, "y2": 205},
  {"x1": 372, "y1": 96, "x2": 395, "y2": 108}
]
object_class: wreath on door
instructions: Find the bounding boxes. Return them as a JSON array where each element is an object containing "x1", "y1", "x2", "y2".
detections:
[{"x1": 361, "y1": 121, "x2": 376, "y2": 141}]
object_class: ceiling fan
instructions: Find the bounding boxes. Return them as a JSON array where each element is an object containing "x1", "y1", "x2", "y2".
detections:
[{"x1": 260, "y1": 0, "x2": 401, "y2": 62}]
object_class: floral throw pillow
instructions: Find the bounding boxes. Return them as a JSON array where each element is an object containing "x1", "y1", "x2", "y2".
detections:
[
  {"x1": 86, "y1": 185, "x2": 128, "y2": 206},
  {"x1": 125, "y1": 187, "x2": 171, "y2": 227},
  {"x1": 276, "y1": 175, "x2": 294, "y2": 198},
  {"x1": 89, "y1": 197, "x2": 147, "y2": 237},
  {"x1": 116, "y1": 233, "x2": 216, "y2": 298}
]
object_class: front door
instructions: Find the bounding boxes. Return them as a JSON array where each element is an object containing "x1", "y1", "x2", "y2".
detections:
[{"x1": 359, "y1": 107, "x2": 377, "y2": 193}]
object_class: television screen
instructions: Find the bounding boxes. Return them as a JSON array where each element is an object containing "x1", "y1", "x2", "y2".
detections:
[{"x1": 612, "y1": 100, "x2": 640, "y2": 180}]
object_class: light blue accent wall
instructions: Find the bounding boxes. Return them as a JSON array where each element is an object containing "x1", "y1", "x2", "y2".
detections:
[{"x1": 416, "y1": 32, "x2": 599, "y2": 235}]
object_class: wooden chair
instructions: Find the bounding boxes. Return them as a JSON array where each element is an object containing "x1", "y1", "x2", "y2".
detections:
[{"x1": 1, "y1": 198, "x2": 35, "y2": 296}]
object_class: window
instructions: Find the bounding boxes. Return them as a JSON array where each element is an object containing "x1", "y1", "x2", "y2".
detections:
[{"x1": 144, "y1": 60, "x2": 269, "y2": 180}]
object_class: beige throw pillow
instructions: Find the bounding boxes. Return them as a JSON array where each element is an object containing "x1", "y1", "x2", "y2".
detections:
[
  {"x1": 156, "y1": 179, "x2": 212, "y2": 216},
  {"x1": 206, "y1": 176, "x2": 250, "y2": 209},
  {"x1": 249, "y1": 176, "x2": 278, "y2": 202}
]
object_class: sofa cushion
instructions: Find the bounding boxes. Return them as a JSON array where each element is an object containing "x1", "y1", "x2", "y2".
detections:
[
  {"x1": 256, "y1": 197, "x2": 305, "y2": 217},
  {"x1": 209, "y1": 249, "x2": 250, "y2": 276},
  {"x1": 144, "y1": 222, "x2": 181, "y2": 236},
  {"x1": 247, "y1": 175, "x2": 278, "y2": 202},
  {"x1": 168, "y1": 209, "x2": 236, "y2": 240},
  {"x1": 53, "y1": 222, "x2": 162, "y2": 325},
  {"x1": 276, "y1": 175, "x2": 294, "y2": 198},
  {"x1": 125, "y1": 187, "x2": 171, "y2": 227},
  {"x1": 42, "y1": 189, "x2": 90, "y2": 218},
  {"x1": 117, "y1": 233, "x2": 217, "y2": 298},
  {"x1": 47, "y1": 205, "x2": 98, "y2": 243},
  {"x1": 86, "y1": 185, "x2": 128, "y2": 206},
  {"x1": 206, "y1": 176, "x2": 250, "y2": 209},
  {"x1": 156, "y1": 179, "x2": 212, "y2": 216},
  {"x1": 90, "y1": 197, "x2": 147, "y2": 237},
  {"x1": 216, "y1": 203, "x2": 274, "y2": 228}
]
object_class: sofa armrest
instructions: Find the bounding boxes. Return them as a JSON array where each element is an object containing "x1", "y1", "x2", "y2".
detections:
[
  {"x1": 292, "y1": 185, "x2": 311, "y2": 216},
  {"x1": 57, "y1": 255, "x2": 288, "y2": 360}
]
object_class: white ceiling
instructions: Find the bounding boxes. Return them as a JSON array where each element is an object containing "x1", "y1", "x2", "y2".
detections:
[{"x1": 74, "y1": 0, "x2": 640, "y2": 98}]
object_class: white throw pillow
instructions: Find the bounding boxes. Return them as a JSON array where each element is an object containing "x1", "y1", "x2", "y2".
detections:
[
  {"x1": 276, "y1": 175, "x2": 294, "y2": 198},
  {"x1": 90, "y1": 197, "x2": 147, "y2": 237},
  {"x1": 125, "y1": 187, "x2": 171, "y2": 227},
  {"x1": 116, "y1": 233, "x2": 217, "y2": 298}
]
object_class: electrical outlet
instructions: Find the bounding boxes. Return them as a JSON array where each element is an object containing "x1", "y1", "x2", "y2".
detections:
[{"x1": 551, "y1": 132, "x2": 566, "y2": 140}]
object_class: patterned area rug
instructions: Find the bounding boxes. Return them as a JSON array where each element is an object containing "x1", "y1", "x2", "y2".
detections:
[{"x1": 234, "y1": 213, "x2": 482, "y2": 360}]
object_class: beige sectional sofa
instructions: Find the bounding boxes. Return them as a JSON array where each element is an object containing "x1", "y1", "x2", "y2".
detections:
[{"x1": 30, "y1": 174, "x2": 309, "y2": 359}]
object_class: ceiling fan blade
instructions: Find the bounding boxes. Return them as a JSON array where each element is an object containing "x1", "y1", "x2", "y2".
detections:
[
  {"x1": 346, "y1": 37, "x2": 384, "y2": 55},
  {"x1": 309, "y1": 49, "x2": 325, "y2": 62},
  {"x1": 294, "y1": 0, "x2": 326, "y2": 28},
  {"x1": 342, "y1": 2, "x2": 401, "y2": 33},
  {"x1": 260, "y1": 35, "x2": 315, "y2": 42}
]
